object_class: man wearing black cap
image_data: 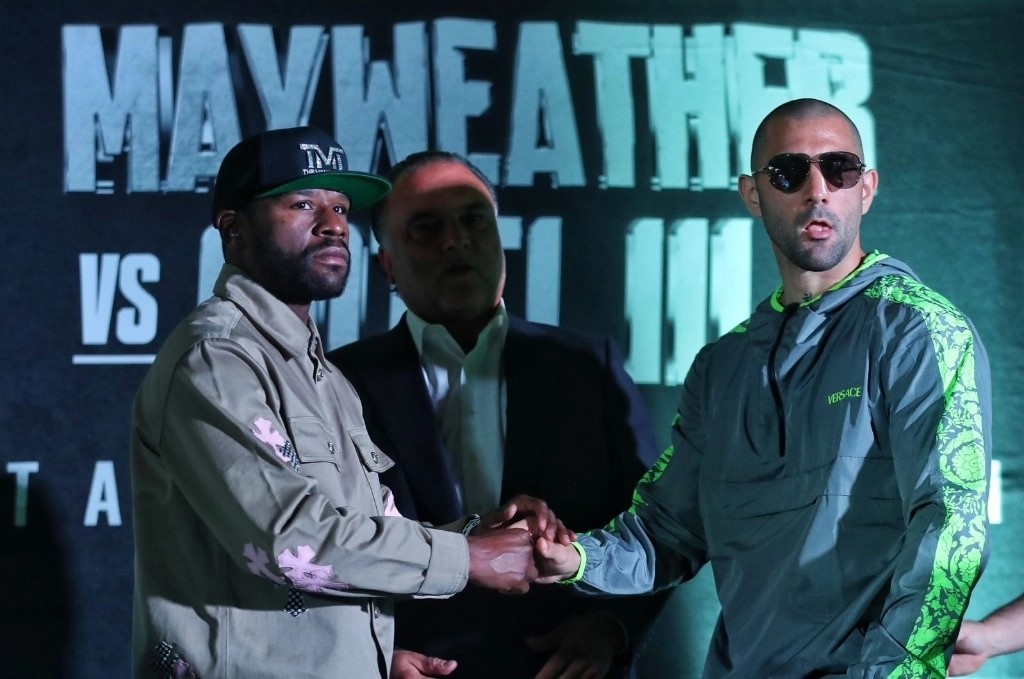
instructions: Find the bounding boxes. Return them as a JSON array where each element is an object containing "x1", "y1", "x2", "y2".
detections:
[{"x1": 130, "y1": 127, "x2": 561, "y2": 679}]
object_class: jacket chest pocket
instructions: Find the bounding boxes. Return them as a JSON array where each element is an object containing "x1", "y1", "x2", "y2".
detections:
[
  {"x1": 347, "y1": 428, "x2": 393, "y2": 473},
  {"x1": 346, "y1": 428, "x2": 395, "y2": 514},
  {"x1": 287, "y1": 416, "x2": 349, "y2": 504},
  {"x1": 287, "y1": 417, "x2": 396, "y2": 513}
]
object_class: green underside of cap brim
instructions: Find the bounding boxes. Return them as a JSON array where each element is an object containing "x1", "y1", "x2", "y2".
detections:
[{"x1": 256, "y1": 171, "x2": 392, "y2": 211}]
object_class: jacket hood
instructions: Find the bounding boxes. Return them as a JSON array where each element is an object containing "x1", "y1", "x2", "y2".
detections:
[{"x1": 766, "y1": 251, "x2": 919, "y2": 315}]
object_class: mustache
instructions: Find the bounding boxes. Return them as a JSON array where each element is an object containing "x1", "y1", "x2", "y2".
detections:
[
  {"x1": 442, "y1": 254, "x2": 476, "y2": 269},
  {"x1": 798, "y1": 206, "x2": 840, "y2": 225},
  {"x1": 305, "y1": 240, "x2": 350, "y2": 258}
]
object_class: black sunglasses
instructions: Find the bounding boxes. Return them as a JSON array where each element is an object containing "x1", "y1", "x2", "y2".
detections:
[{"x1": 752, "y1": 151, "x2": 866, "y2": 193}]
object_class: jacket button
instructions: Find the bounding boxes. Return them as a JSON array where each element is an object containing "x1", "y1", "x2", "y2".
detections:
[
  {"x1": 373, "y1": 604, "x2": 381, "y2": 618},
  {"x1": 327, "y1": 442, "x2": 336, "y2": 454},
  {"x1": 371, "y1": 451, "x2": 379, "y2": 463}
]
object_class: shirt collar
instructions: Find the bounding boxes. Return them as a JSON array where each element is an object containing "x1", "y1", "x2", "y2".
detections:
[{"x1": 405, "y1": 301, "x2": 509, "y2": 360}]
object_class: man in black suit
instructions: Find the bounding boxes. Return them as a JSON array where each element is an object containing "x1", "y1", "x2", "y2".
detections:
[{"x1": 327, "y1": 151, "x2": 664, "y2": 678}]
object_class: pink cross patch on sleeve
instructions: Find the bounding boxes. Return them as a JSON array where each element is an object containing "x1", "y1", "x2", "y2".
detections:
[
  {"x1": 381, "y1": 486, "x2": 403, "y2": 517},
  {"x1": 252, "y1": 417, "x2": 293, "y2": 464},
  {"x1": 278, "y1": 545, "x2": 350, "y2": 593},
  {"x1": 253, "y1": 418, "x2": 286, "y2": 447}
]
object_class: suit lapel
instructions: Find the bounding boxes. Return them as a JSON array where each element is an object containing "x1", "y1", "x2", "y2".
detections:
[
  {"x1": 501, "y1": 318, "x2": 554, "y2": 500},
  {"x1": 361, "y1": 323, "x2": 464, "y2": 523}
]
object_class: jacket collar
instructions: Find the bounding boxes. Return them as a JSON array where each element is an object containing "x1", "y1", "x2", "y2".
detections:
[{"x1": 213, "y1": 263, "x2": 332, "y2": 371}]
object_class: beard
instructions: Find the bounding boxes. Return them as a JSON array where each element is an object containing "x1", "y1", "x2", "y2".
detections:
[
  {"x1": 766, "y1": 206, "x2": 857, "y2": 273},
  {"x1": 251, "y1": 236, "x2": 351, "y2": 304}
]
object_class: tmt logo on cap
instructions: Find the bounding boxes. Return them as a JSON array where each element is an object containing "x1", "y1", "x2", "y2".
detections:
[{"x1": 298, "y1": 143, "x2": 347, "y2": 175}]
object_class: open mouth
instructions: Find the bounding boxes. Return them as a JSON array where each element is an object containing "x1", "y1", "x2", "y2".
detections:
[
  {"x1": 444, "y1": 263, "x2": 475, "y2": 276},
  {"x1": 804, "y1": 221, "x2": 832, "y2": 239}
]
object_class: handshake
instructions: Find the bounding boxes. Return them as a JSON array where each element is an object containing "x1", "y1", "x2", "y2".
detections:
[{"x1": 465, "y1": 494, "x2": 584, "y2": 594}]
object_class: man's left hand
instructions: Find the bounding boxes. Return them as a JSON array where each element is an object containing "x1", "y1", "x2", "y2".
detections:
[
  {"x1": 478, "y1": 494, "x2": 575, "y2": 545},
  {"x1": 526, "y1": 611, "x2": 626, "y2": 679},
  {"x1": 390, "y1": 649, "x2": 458, "y2": 678}
]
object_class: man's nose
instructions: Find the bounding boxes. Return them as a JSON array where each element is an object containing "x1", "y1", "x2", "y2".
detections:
[
  {"x1": 803, "y1": 162, "x2": 831, "y2": 202},
  {"x1": 441, "y1": 218, "x2": 471, "y2": 249},
  {"x1": 317, "y1": 206, "x2": 350, "y2": 239}
]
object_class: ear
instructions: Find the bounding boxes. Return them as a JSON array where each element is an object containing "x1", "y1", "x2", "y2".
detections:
[
  {"x1": 860, "y1": 168, "x2": 879, "y2": 215},
  {"x1": 738, "y1": 174, "x2": 763, "y2": 218},
  {"x1": 216, "y1": 210, "x2": 241, "y2": 240},
  {"x1": 214, "y1": 209, "x2": 246, "y2": 262},
  {"x1": 377, "y1": 246, "x2": 397, "y2": 285}
]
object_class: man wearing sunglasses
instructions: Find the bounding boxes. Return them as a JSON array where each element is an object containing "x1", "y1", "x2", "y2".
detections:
[{"x1": 534, "y1": 98, "x2": 992, "y2": 677}]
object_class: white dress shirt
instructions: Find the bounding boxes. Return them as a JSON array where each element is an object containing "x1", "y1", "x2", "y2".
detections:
[{"x1": 406, "y1": 304, "x2": 508, "y2": 515}]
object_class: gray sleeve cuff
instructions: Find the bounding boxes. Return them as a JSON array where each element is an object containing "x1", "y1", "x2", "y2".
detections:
[{"x1": 416, "y1": 526, "x2": 470, "y2": 598}]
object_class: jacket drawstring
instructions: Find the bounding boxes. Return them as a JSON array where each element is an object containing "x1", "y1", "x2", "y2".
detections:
[{"x1": 768, "y1": 303, "x2": 799, "y2": 456}]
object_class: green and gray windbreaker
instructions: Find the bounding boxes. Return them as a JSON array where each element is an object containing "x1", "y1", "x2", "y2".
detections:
[{"x1": 575, "y1": 252, "x2": 991, "y2": 678}]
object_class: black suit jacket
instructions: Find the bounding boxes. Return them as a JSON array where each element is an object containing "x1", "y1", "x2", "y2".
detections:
[{"x1": 328, "y1": 315, "x2": 664, "y2": 678}]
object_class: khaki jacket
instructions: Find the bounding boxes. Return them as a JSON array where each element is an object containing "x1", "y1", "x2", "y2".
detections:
[{"x1": 131, "y1": 265, "x2": 469, "y2": 678}]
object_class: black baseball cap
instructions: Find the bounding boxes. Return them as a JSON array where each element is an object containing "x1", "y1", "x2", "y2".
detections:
[{"x1": 211, "y1": 126, "x2": 391, "y2": 219}]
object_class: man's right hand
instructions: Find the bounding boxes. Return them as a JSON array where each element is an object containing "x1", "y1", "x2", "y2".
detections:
[
  {"x1": 390, "y1": 649, "x2": 457, "y2": 679},
  {"x1": 949, "y1": 620, "x2": 990, "y2": 676},
  {"x1": 467, "y1": 528, "x2": 537, "y2": 593},
  {"x1": 534, "y1": 535, "x2": 583, "y2": 584}
]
